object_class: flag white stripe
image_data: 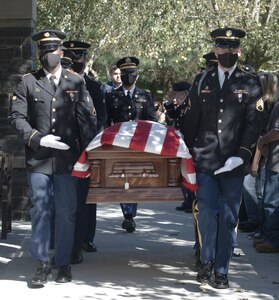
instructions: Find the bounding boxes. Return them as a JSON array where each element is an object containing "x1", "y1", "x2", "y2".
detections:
[
  {"x1": 144, "y1": 122, "x2": 167, "y2": 154},
  {"x1": 73, "y1": 161, "x2": 90, "y2": 172},
  {"x1": 112, "y1": 122, "x2": 137, "y2": 148},
  {"x1": 177, "y1": 139, "x2": 191, "y2": 158},
  {"x1": 86, "y1": 131, "x2": 102, "y2": 151}
]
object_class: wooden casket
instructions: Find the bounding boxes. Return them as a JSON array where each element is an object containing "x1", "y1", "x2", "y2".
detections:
[{"x1": 86, "y1": 145, "x2": 184, "y2": 203}]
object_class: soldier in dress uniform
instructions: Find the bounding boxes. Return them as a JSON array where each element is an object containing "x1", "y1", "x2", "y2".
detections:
[
  {"x1": 202, "y1": 51, "x2": 218, "y2": 69},
  {"x1": 63, "y1": 40, "x2": 107, "y2": 264},
  {"x1": 8, "y1": 30, "x2": 97, "y2": 286},
  {"x1": 105, "y1": 56, "x2": 158, "y2": 232},
  {"x1": 183, "y1": 27, "x2": 264, "y2": 289},
  {"x1": 60, "y1": 49, "x2": 76, "y2": 70}
]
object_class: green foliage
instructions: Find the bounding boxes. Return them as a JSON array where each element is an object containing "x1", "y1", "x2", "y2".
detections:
[{"x1": 37, "y1": 0, "x2": 279, "y2": 94}]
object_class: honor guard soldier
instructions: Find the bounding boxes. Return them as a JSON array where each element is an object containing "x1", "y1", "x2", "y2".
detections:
[
  {"x1": 202, "y1": 51, "x2": 218, "y2": 69},
  {"x1": 183, "y1": 27, "x2": 264, "y2": 289},
  {"x1": 63, "y1": 40, "x2": 107, "y2": 264},
  {"x1": 164, "y1": 81, "x2": 192, "y2": 134},
  {"x1": 9, "y1": 30, "x2": 97, "y2": 285},
  {"x1": 60, "y1": 49, "x2": 76, "y2": 70},
  {"x1": 105, "y1": 56, "x2": 158, "y2": 232}
]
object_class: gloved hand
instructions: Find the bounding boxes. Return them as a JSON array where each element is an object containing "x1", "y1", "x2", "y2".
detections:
[
  {"x1": 214, "y1": 156, "x2": 244, "y2": 175},
  {"x1": 40, "y1": 134, "x2": 70, "y2": 150}
]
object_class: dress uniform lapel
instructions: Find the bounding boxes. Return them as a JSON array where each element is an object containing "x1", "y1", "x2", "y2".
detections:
[
  {"x1": 35, "y1": 68, "x2": 56, "y2": 96},
  {"x1": 56, "y1": 69, "x2": 68, "y2": 93},
  {"x1": 121, "y1": 86, "x2": 132, "y2": 104},
  {"x1": 132, "y1": 87, "x2": 138, "y2": 100},
  {"x1": 209, "y1": 67, "x2": 222, "y2": 98}
]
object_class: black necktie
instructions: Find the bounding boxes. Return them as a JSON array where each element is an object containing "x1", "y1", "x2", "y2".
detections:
[
  {"x1": 50, "y1": 75, "x2": 57, "y2": 93},
  {"x1": 222, "y1": 71, "x2": 229, "y2": 91},
  {"x1": 127, "y1": 91, "x2": 131, "y2": 99}
]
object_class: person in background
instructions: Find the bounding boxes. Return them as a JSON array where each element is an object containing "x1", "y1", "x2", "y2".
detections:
[
  {"x1": 253, "y1": 83, "x2": 279, "y2": 253},
  {"x1": 101, "y1": 65, "x2": 122, "y2": 94},
  {"x1": 164, "y1": 81, "x2": 195, "y2": 213},
  {"x1": 153, "y1": 99, "x2": 166, "y2": 124},
  {"x1": 60, "y1": 49, "x2": 76, "y2": 70},
  {"x1": 63, "y1": 40, "x2": 106, "y2": 264},
  {"x1": 202, "y1": 51, "x2": 218, "y2": 70},
  {"x1": 239, "y1": 72, "x2": 278, "y2": 235},
  {"x1": 247, "y1": 73, "x2": 278, "y2": 245},
  {"x1": 105, "y1": 56, "x2": 158, "y2": 233},
  {"x1": 9, "y1": 30, "x2": 97, "y2": 285},
  {"x1": 183, "y1": 27, "x2": 264, "y2": 289}
]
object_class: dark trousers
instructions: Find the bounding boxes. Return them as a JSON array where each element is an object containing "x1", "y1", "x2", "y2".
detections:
[
  {"x1": 27, "y1": 172, "x2": 77, "y2": 267},
  {"x1": 196, "y1": 172, "x2": 244, "y2": 274},
  {"x1": 262, "y1": 170, "x2": 279, "y2": 247},
  {"x1": 120, "y1": 203, "x2": 137, "y2": 218},
  {"x1": 73, "y1": 177, "x2": 97, "y2": 252}
]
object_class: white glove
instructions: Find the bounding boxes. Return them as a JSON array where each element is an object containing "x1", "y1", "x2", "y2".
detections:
[
  {"x1": 40, "y1": 134, "x2": 70, "y2": 150},
  {"x1": 214, "y1": 156, "x2": 244, "y2": 175}
]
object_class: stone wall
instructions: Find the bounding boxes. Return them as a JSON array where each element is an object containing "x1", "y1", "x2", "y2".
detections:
[{"x1": 0, "y1": 0, "x2": 36, "y2": 220}]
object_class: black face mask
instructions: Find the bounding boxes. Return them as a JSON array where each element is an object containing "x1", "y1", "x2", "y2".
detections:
[
  {"x1": 218, "y1": 52, "x2": 238, "y2": 69},
  {"x1": 121, "y1": 74, "x2": 137, "y2": 86},
  {"x1": 72, "y1": 62, "x2": 85, "y2": 74},
  {"x1": 40, "y1": 53, "x2": 61, "y2": 71}
]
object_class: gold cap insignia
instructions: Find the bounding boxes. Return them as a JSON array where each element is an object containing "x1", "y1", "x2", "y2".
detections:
[
  {"x1": 256, "y1": 98, "x2": 264, "y2": 112},
  {"x1": 44, "y1": 32, "x2": 50, "y2": 38},
  {"x1": 125, "y1": 57, "x2": 131, "y2": 63},
  {"x1": 226, "y1": 30, "x2": 232, "y2": 37},
  {"x1": 70, "y1": 43, "x2": 74, "y2": 48}
]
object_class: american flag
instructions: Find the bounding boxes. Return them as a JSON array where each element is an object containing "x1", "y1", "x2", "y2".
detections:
[{"x1": 72, "y1": 120, "x2": 197, "y2": 192}]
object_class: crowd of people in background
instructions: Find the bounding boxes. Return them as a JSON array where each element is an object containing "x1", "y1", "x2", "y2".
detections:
[{"x1": 8, "y1": 25, "x2": 279, "y2": 290}]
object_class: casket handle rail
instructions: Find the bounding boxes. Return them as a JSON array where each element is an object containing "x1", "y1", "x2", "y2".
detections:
[{"x1": 108, "y1": 170, "x2": 159, "y2": 178}]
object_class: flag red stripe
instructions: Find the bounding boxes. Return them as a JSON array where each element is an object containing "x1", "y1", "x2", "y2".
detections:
[
  {"x1": 183, "y1": 158, "x2": 195, "y2": 174},
  {"x1": 101, "y1": 123, "x2": 122, "y2": 145},
  {"x1": 71, "y1": 169, "x2": 90, "y2": 178},
  {"x1": 129, "y1": 121, "x2": 152, "y2": 151},
  {"x1": 161, "y1": 127, "x2": 180, "y2": 156}
]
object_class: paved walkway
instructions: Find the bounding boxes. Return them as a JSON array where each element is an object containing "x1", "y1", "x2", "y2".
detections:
[{"x1": 0, "y1": 202, "x2": 278, "y2": 300}]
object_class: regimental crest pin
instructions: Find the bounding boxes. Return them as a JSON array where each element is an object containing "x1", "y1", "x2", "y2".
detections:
[{"x1": 256, "y1": 98, "x2": 264, "y2": 112}]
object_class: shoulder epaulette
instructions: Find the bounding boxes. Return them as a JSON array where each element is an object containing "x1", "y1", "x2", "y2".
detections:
[
  {"x1": 22, "y1": 73, "x2": 32, "y2": 78},
  {"x1": 239, "y1": 64, "x2": 257, "y2": 77},
  {"x1": 65, "y1": 68, "x2": 83, "y2": 78}
]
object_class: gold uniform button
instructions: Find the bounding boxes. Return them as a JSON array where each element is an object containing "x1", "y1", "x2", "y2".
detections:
[
  {"x1": 52, "y1": 108, "x2": 56, "y2": 112},
  {"x1": 52, "y1": 128, "x2": 56, "y2": 133},
  {"x1": 220, "y1": 109, "x2": 224, "y2": 113},
  {"x1": 220, "y1": 99, "x2": 223, "y2": 103},
  {"x1": 203, "y1": 99, "x2": 205, "y2": 102},
  {"x1": 128, "y1": 106, "x2": 131, "y2": 109},
  {"x1": 218, "y1": 129, "x2": 222, "y2": 133},
  {"x1": 52, "y1": 98, "x2": 56, "y2": 102},
  {"x1": 128, "y1": 113, "x2": 131, "y2": 116},
  {"x1": 52, "y1": 118, "x2": 56, "y2": 123},
  {"x1": 218, "y1": 119, "x2": 222, "y2": 123}
]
